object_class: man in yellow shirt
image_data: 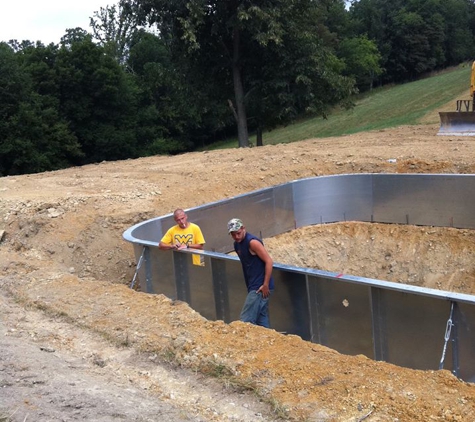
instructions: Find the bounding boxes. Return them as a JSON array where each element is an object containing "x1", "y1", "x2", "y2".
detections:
[{"x1": 159, "y1": 208, "x2": 205, "y2": 252}]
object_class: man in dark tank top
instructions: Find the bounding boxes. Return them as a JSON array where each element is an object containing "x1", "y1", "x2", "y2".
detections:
[{"x1": 227, "y1": 218, "x2": 274, "y2": 328}]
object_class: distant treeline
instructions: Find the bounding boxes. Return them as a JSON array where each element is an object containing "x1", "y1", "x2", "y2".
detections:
[{"x1": 1, "y1": 0, "x2": 474, "y2": 176}]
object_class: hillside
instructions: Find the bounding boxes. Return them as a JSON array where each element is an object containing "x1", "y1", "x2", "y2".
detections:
[{"x1": 1, "y1": 123, "x2": 475, "y2": 421}]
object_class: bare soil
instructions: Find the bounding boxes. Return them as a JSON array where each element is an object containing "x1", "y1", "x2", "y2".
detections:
[{"x1": 1, "y1": 121, "x2": 475, "y2": 422}]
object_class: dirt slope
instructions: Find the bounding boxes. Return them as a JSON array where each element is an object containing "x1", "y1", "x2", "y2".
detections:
[{"x1": 1, "y1": 122, "x2": 475, "y2": 421}]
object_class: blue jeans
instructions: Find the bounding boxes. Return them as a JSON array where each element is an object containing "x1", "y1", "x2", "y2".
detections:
[{"x1": 240, "y1": 290, "x2": 272, "y2": 328}]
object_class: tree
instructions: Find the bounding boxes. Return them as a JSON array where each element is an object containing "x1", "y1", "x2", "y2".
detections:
[
  {"x1": 339, "y1": 35, "x2": 383, "y2": 91},
  {"x1": 349, "y1": 0, "x2": 475, "y2": 83},
  {"x1": 133, "y1": 0, "x2": 355, "y2": 148},
  {"x1": 388, "y1": 10, "x2": 434, "y2": 79},
  {"x1": 0, "y1": 42, "x2": 30, "y2": 174},
  {"x1": 243, "y1": 3, "x2": 355, "y2": 145},
  {"x1": 127, "y1": 30, "x2": 227, "y2": 153},
  {"x1": 56, "y1": 34, "x2": 139, "y2": 162},
  {"x1": 90, "y1": 0, "x2": 142, "y2": 65},
  {"x1": 60, "y1": 28, "x2": 91, "y2": 46},
  {"x1": 0, "y1": 42, "x2": 84, "y2": 175},
  {"x1": 440, "y1": 0, "x2": 475, "y2": 64}
]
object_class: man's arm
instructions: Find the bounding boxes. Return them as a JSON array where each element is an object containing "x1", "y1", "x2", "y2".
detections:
[
  {"x1": 158, "y1": 240, "x2": 181, "y2": 250},
  {"x1": 249, "y1": 239, "x2": 273, "y2": 298},
  {"x1": 187, "y1": 243, "x2": 204, "y2": 250},
  {"x1": 158, "y1": 228, "x2": 183, "y2": 250}
]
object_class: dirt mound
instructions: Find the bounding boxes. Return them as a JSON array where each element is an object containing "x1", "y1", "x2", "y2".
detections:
[{"x1": 265, "y1": 222, "x2": 475, "y2": 294}]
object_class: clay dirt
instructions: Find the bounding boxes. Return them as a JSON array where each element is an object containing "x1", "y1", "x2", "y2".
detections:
[{"x1": 1, "y1": 121, "x2": 475, "y2": 421}]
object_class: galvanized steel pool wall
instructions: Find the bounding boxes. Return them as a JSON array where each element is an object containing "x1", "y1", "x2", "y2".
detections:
[{"x1": 123, "y1": 174, "x2": 475, "y2": 382}]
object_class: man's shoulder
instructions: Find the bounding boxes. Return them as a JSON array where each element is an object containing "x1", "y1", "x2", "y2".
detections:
[
  {"x1": 247, "y1": 232, "x2": 261, "y2": 241},
  {"x1": 167, "y1": 224, "x2": 179, "y2": 232}
]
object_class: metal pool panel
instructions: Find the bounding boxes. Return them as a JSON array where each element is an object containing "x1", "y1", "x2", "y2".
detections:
[
  {"x1": 374, "y1": 289, "x2": 451, "y2": 370},
  {"x1": 209, "y1": 256, "x2": 249, "y2": 322},
  {"x1": 210, "y1": 259, "x2": 232, "y2": 321},
  {"x1": 183, "y1": 188, "x2": 279, "y2": 253},
  {"x1": 271, "y1": 183, "x2": 297, "y2": 235},
  {"x1": 373, "y1": 174, "x2": 475, "y2": 228},
  {"x1": 270, "y1": 270, "x2": 311, "y2": 340},
  {"x1": 292, "y1": 174, "x2": 373, "y2": 227},
  {"x1": 455, "y1": 303, "x2": 475, "y2": 382},
  {"x1": 217, "y1": 188, "x2": 279, "y2": 239},
  {"x1": 307, "y1": 275, "x2": 374, "y2": 358},
  {"x1": 128, "y1": 220, "x2": 162, "y2": 243},
  {"x1": 173, "y1": 252, "x2": 216, "y2": 321},
  {"x1": 148, "y1": 248, "x2": 176, "y2": 297},
  {"x1": 125, "y1": 215, "x2": 173, "y2": 249}
]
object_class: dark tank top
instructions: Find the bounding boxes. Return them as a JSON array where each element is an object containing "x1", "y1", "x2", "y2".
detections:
[{"x1": 234, "y1": 232, "x2": 274, "y2": 292}]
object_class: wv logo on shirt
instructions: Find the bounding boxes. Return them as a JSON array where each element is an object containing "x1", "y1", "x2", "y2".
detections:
[{"x1": 174, "y1": 234, "x2": 193, "y2": 245}]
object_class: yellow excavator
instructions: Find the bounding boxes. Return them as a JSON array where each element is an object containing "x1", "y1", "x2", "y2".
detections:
[{"x1": 438, "y1": 61, "x2": 475, "y2": 135}]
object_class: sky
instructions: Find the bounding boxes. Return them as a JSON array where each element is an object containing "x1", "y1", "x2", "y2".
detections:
[{"x1": 0, "y1": 1, "x2": 111, "y2": 45}]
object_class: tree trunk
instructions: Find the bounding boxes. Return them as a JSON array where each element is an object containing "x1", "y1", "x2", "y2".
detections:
[
  {"x1": 232, "y1": 27, "x2": 249, "y2": 148},
  {"x1": 256, "y1": 125, "x2": 263, "y2": 146}
]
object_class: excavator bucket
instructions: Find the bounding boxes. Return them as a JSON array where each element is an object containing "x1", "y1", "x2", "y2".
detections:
[
  {"x1": 437, "y1": 61, "x2": 475, "y2": 136},
  {"x1": 438, "y1": 111, "x2": 475, "y2": 136}
]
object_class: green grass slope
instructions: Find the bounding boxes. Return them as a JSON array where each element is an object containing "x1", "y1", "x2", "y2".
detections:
[{"x1": 208, "y1": 63, "x2": 471, "y2": 149}]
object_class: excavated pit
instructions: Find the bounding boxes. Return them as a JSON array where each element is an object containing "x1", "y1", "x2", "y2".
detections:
[{"x1": 264, "y1": 221, "x2": 475, "y2": 295}]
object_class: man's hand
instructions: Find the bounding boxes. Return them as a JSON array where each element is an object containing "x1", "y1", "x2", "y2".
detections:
[{"x1": 257, "y1": 284, "x2": 270, "y2": 298}]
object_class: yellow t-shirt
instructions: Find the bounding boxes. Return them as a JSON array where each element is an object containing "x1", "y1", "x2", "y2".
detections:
[
  {"x1": 161, "y1": 223, "x2": 205, "y2": 266},
  {"x1": 161, "y1": 222, "x2": 205, "y2": 247}
]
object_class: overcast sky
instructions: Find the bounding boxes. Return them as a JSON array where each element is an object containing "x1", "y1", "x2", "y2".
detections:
[{"x1": 0, "y1": 1, "x2": 111, "y2": 45}]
